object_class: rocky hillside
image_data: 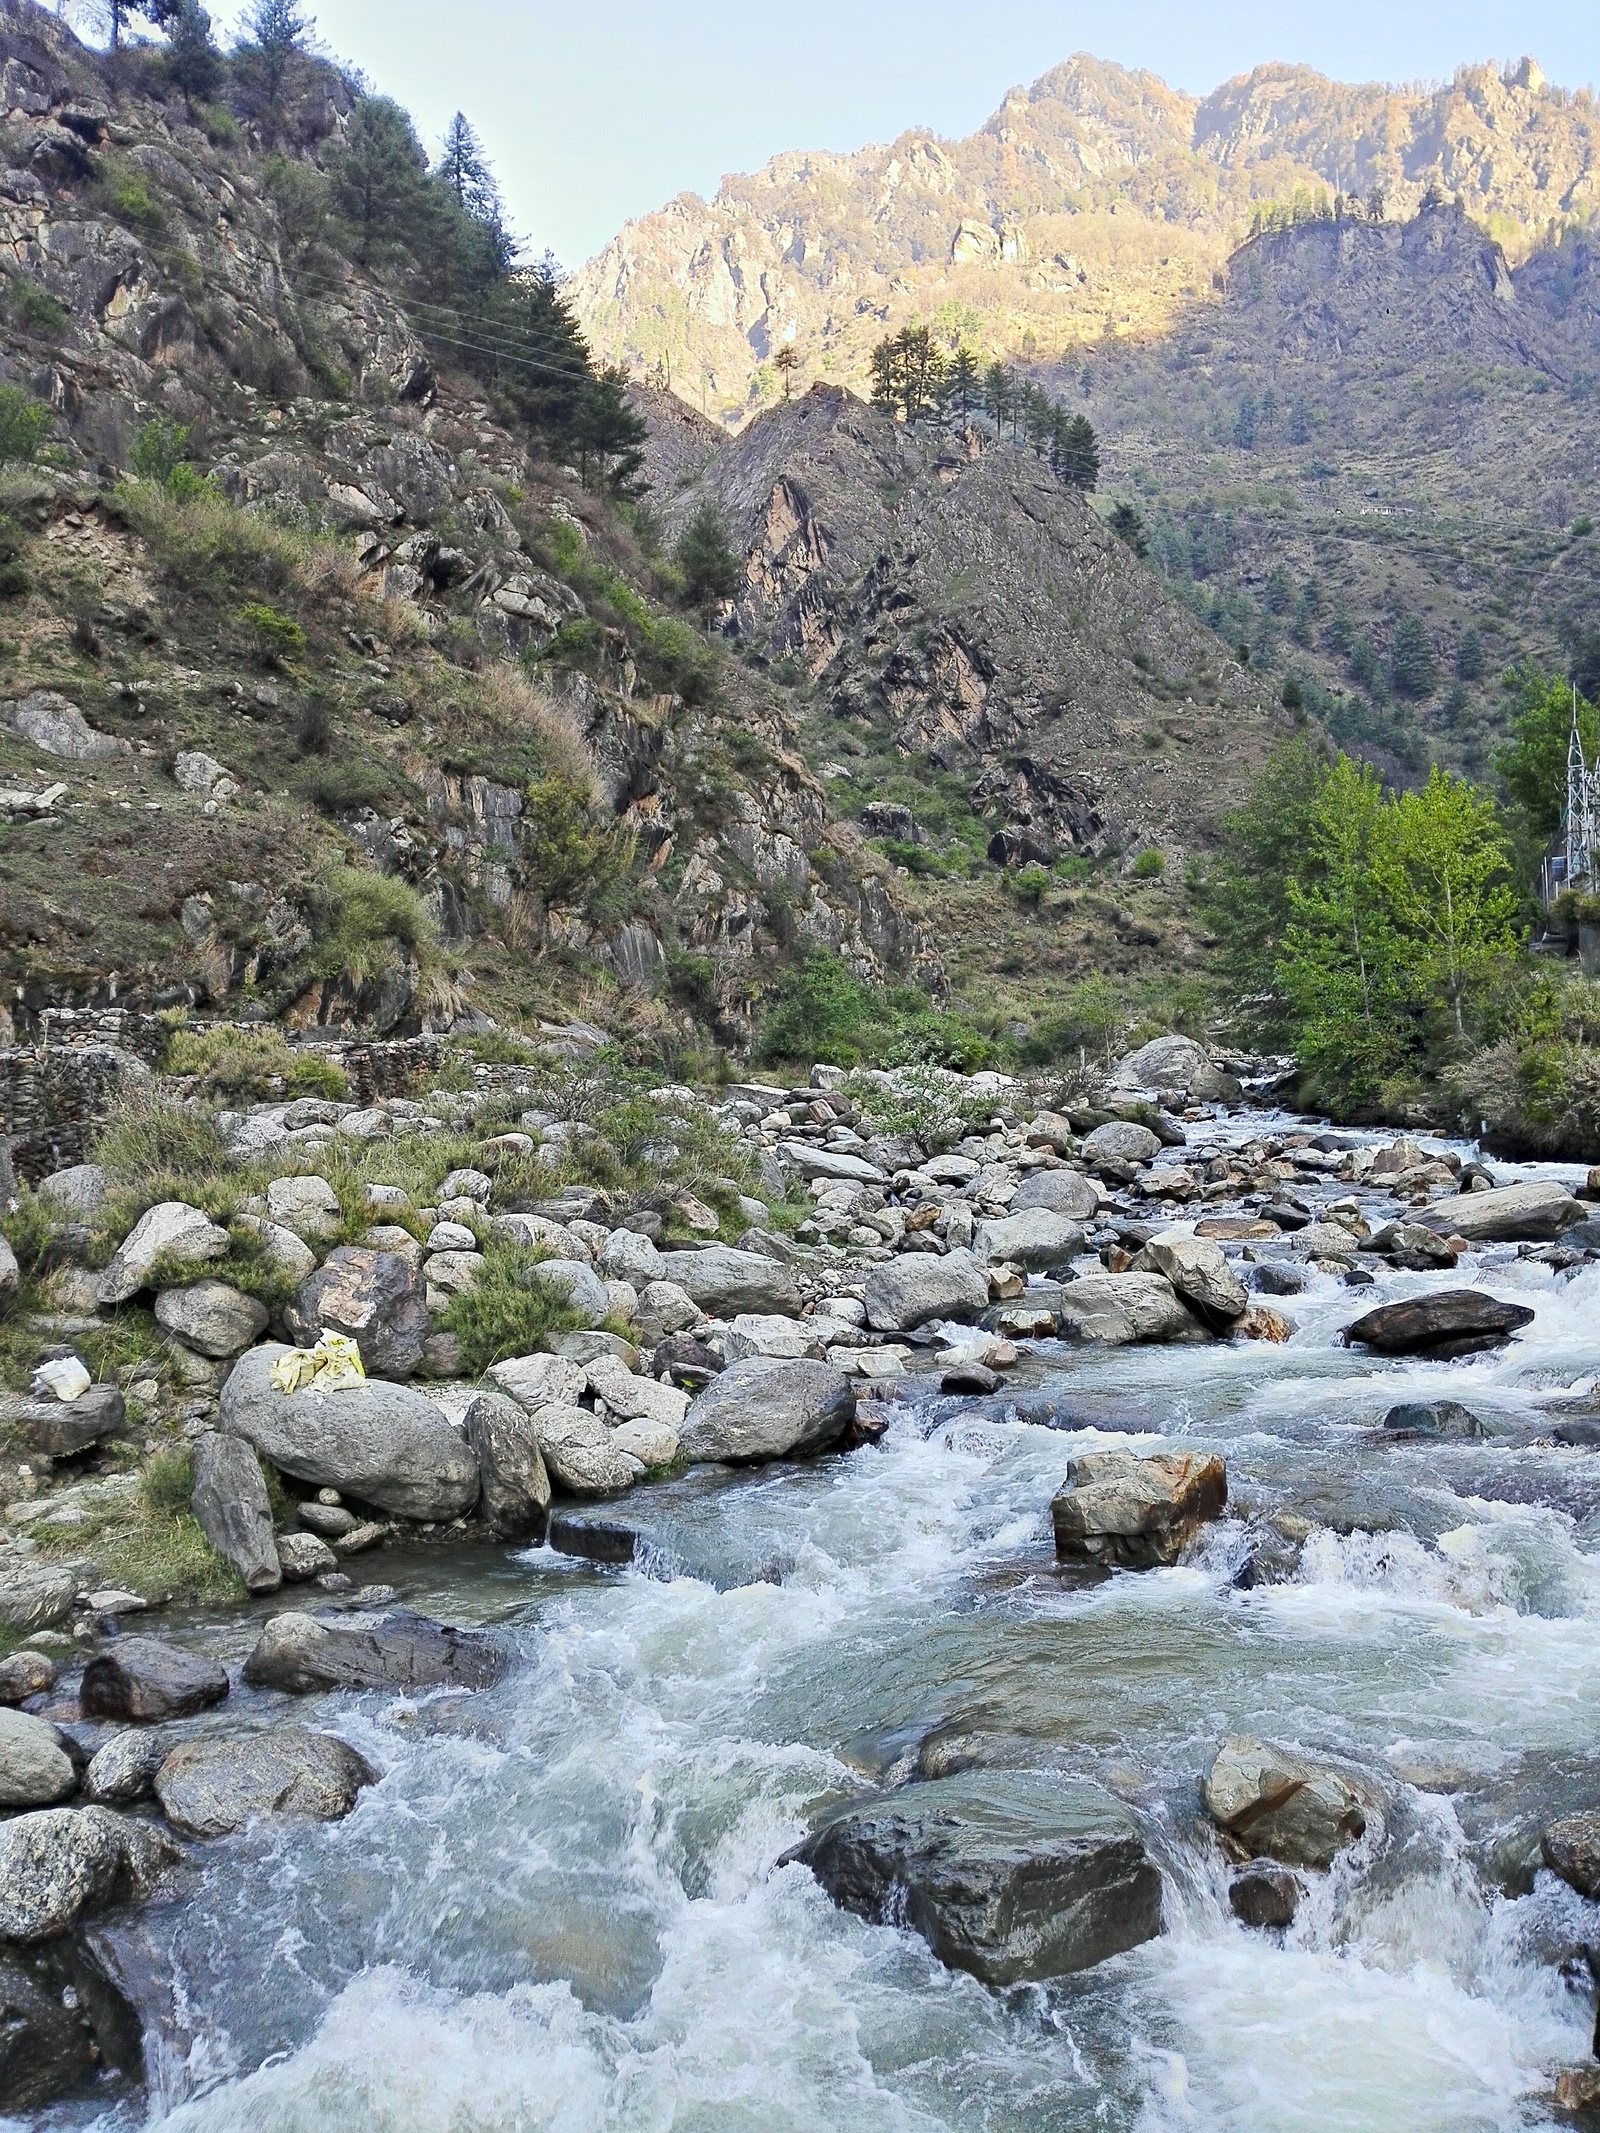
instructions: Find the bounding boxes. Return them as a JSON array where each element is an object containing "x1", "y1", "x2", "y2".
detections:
[
  {"x1": 571, "y1": 53, "x2": 1598, "y2": 420},
  {"x1": 1074, "y1": 198, "x2": 1600, "y2": 781},
  {"x1": 638, "y1": 380, "x2": 1291, "y2": 1023}
]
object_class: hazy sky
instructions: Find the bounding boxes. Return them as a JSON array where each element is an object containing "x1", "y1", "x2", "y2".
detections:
[{"x1": 210, "y1": 1, "x2": 1600, "y2": 270}]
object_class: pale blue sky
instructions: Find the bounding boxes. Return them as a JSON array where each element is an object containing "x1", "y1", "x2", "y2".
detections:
[{"x1": 212, "y1": 1, "x2": 1600, "y2": 270}]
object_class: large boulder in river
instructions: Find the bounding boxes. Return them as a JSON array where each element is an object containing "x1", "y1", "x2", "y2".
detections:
[
  {"x1": 679, "y1": 1357, "x2": 856, "y2": 1464},
  {"x1": 1055, "y1": 1272, "x2": 1206, "y2": 1346},
  {"x1": 1203, "y1": 1735, "x2": 1369, "y2": 1868},
  {"x1": 220, "y1": 1344, "x2": 480, "y2": 1521},
  {"x1": 1342, "y1": 1290, "x2": 1535, "y2": 1359},
  {"x1": 0, "y1": 1808, "x2": 178, "y2": 1942},
  {"x1": 80, "y1": 1638, "x2": 229, "y2": 1724},
  {"x1": 190, "y1": 1431, "x2": 280, "y2": 1592},
  {"x1": 98, "y1": 1201, "x2": 229, "y2": 1305},
  {"x1": 794, "y1": 1769, "x2": 1162, "y2": 1986},
  {"x1": 1132, "y1": 1236, "x2": 1247, "y2": 1328},
  {"x1": 1052, "y1": 1450, "x2": 1227, "y2": 1569},
  {"x1": 284, "y1": 1247, "x2": 429, "y2": 1379},
  {"x1": 659, "y1": 1246, "x2": 802, "y2": 1317},
  {"x1": 974, "y1": 1209, "x2": 1085, "y2": 1270},
  {"x1": 154, "y1": 1727, "x2": 378, "y2": 1838},
  {"x1": 0, "y1": 1710, "x2": 78, "y2": 1808},
  {"x1": 1541, "y1": 1810, "x2": 1600, "y2": 1899},
  {"x1": 1081, "y1": 1120, "x2": 1161, "y2": 1169},
  {"x1": 242, "y1": 1608, "x2": 503, "y2": 1695},
  {"x1": 529, "y1": 1403, "x2": 639, "y2": 1495},
  {"x1": 863, "y1": 1250, "x2": 989, "y2": 1332},
  {"x1": 1112, "y1": 1035, "x2": 1238, "y2": 1103},
  {"x1": 1416, "y1": 1179, "x2": 1585, "y2": 1244},
  {"x1": 463, "y1": 1391, "x2": 550, "y2": 1534},
  {"x1": 1010, "y1": 1169, "x2": 1099, "y2": 1221}
]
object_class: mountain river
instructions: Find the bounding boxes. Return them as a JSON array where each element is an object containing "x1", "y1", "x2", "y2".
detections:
[{"x1": 14, "y1": 1117, "x2": 1600, "y2": 2133}]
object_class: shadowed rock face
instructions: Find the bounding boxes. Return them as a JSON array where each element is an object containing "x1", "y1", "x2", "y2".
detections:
[
  {"x1": 794, "y1": 1770, "x2": 1163, "y2": 1985},
  {"x1": 1342, "y1": 1290, "x2": 1536, "y2": 1358}
]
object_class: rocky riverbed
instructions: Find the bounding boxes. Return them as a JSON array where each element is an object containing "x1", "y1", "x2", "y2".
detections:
[{"x1": 1, "y1": 1032, "x2": 1599, "y2": 2128}]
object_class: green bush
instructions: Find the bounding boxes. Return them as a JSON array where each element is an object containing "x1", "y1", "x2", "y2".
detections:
[
  {"x1": 1131, "y1": 849, "x2": 1166, "y2": 878},
  {"x1": 9, "y1": 282, "x2": 68, "y2": 337},
  {"x1": 0, "y1": 386, "x2": 52, "y2": 465},
  {"x1": 141, "y1": 1445, "x2": 195, "y2": 1518},
  {"x1": 240, "y1": 601, "x2": 307, "y2": 663},
  {"x1": 755, "y1": 951, "x2": 992, "y2": 1071},
  {"x1": 307, "y1": 866, "x2": 436, "y2": 987},
  {"x1": 0, "y1": 515, "x2": 27, "y2": 598},
  {"x1": 162, "y1": 1024, "x2": 349, "y2": 1102},
  {"x1": 438, "y1": 1247, "x2": 582, "y2": 1376},
  {"x1": 522, "y1": 774, "x2": 632, "y2": 906},
  {"x1": 297, "y1": 754, "x2": 414, "y2": 815},
  {"x1": 98, "y1": 161, "x2": 165, "y2": 233}
]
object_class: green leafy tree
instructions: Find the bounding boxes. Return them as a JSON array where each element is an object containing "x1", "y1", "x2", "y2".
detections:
[
  {"x1": 1495, "y1": 666, "x2": 1599, "y2": 842},
  {"x1": 1199, "y1": 734, "x2": 1333, "y2": 1030},
  {"x1": 1386, "y1": 768, "x2": 1520, "y2": 1039},
  {"x1": 1277, "y1": 754, "x2": 1409, "y2": 1108},
  {"x1": 676, "y1": 501, "x2": 740, "y2": 617},
  {"x1": 0, "y1": 386, "x2": 52, "y2": 464}
]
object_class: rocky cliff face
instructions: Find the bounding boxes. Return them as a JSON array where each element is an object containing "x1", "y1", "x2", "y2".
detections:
[{"x1": 569, "y1": 52, "x2": 1600, "y2": 420}]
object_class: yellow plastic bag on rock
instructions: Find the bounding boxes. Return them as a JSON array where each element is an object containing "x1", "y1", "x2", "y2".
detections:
[{"x1": 269, "y1": 1332, "x2": 367, "y2": 1394}]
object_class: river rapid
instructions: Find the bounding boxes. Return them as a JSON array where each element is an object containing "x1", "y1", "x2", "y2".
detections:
[{"x1": 17, "y1": 1119, "x2": 1600, "y2": 2133}]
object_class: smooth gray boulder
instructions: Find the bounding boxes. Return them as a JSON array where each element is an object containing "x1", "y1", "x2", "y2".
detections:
[
  {"x1": 99, "y1": 1201, "x2": 229, "y2": 1305},
  {"x1": 463, "y1": 1390, "x2": 551, "y2": 1534},
  {"x1": 1082, "y1": 1120, "x2": 1161, "y2": 1168},
  {"x1": 4, "y1": 691, "x2": 127, "y2": 762},
  {"x1": 0, "y1": 1709, "x2": 77, "y2": 1808},
  {"x1": 154, "y1": 1282, "x2": 268, "y2": 1359},
  {"x1": 679, "y1": 1357, "x2": 856, "y2": 1465},
  {"x1": 79, "y1": 1638, "x2": 229, "y2": 1724},
  {"x1": 795, "y1": 1770, "x2": 1162, "y2": 1986},
  {"x1": 1203, "y1": 1736, "x2": 1370, "y2": 1869},
  {"x1": 598, "y1": 1228, "x2": 666, "y2": 1286},
  {"x1": 488, "y1": 1351, "x2": 586, "y2": 1410},
  {"x1": 659, "y1": 1247, "x2": 802, "y2": 1317},
  {"x1": 284, "y1": 1246, "x2": 429, "y2": 1379},
  {"x1": 1417, "y1": 1178, "x2": 1585, "y2": 1244},
  {"x1": 529, "y1": 1403, "x2": 637, "y2": 1495},
  {"x1": 264, "y1": 1174, "x2": 342, "y2": 1240},
  {"x1": 0, "y1": 1808, "x2": 178, "y2": 1942},
  {"x1": 526, "y1": 1257, "x2": 609, "y2": 1327},
  {"x1": 154, "y1": 1727, "x2": 378, "y2": 1839},
  {"x1": 0, "y1": 1232, "x2": 15, "y2": 1296},
  {"x1": 1009, "y1": 1169, "x2": 1098, "y2": 1221},
  {"x1": 863, "y1": 1250, "x2": 989, "y2": 1333},
  {"x1": 974, "y1": 1208, "x2": 1085, "y2": 1270},
  {"x1": 83, "y1": 1731, "x2": 168, "y2": 1807},
  {"x1": 220, "y1": 1344, "x2": 480, "y2": 1521},
  {"x1": 1055, "y1": 1272, "x2": 1205, "y2": 1346},
  {"x1": 778, "y1": 1142, "x2": 887, "y2": 1184},
  {"x1": 241, "y1": 1609, "x2": 503, "y2": 1695},
  {"x1": 190, "y1": 1431, "x2": 281, "y2": 1592},
  {"x1": 0, "y1": 1563, "x2": 76, "y2": 1634}
]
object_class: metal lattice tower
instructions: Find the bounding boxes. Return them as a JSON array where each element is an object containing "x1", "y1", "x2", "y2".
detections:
[{"x1": 1566, "y1": 690, "x2": 1600, "y2": 895}]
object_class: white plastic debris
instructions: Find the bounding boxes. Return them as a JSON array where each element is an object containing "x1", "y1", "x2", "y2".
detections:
[{"x1": 32, "y1": 1355, "x2": 91, "y2": 1402}]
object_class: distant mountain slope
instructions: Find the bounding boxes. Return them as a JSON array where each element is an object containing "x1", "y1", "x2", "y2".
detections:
[{"x1": 571, "y1": 53, "x2": 1600, "y2": 421}]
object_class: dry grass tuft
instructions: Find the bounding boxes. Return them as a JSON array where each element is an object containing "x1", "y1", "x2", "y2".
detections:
[{"x1": 475, "y1": 663, "x2": 600, "y2": 798}]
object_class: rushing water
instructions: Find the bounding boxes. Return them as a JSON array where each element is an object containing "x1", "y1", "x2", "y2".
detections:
[{"x1": 17, "y1": 1128, "x2": 1600, "y2": 2133}]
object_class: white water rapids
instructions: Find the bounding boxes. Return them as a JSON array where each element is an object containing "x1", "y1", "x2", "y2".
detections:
[{"x1": 15, "y1": 1131, "x2": 1600, "y2": 2133}]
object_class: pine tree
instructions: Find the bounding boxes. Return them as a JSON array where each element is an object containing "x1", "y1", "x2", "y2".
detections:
[
  {"x1": 232, "y1": 0, "x2": 314, "y2": 135},
  {"x1": 1234, "y1": 394, "x2": 1258, "y2": 450},
  {"x1": 573, "y1": 365, "x2": 647, "y2": 495},
  {"x1": 676, "y1": 500, "x2": 740, "y2": 617},
  {"x1": 950, "y1": 346, "x2": 979, "y2": 426},
  {"x1": 869, "y1": 337, "x2": 899, "y2": 416},
  {"x1": 165, "y1": 0, "x2": 221, "y2": 106},
  {"x1": 1456, "y1": 626, "x2": 1485, "y2": 681},
  {"x1": 482, "y1": 267, "x2": 592, "y2": 443},
  {"x1": 1390, "y1": 613, "x2": 1438, "y2": 699},
  {"x1": 1058, "y1": 413, "x2": 1099, "y2": 490},
  {"x1": 982, "y1": 361, "x2": 1012, "y2": 440}
]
